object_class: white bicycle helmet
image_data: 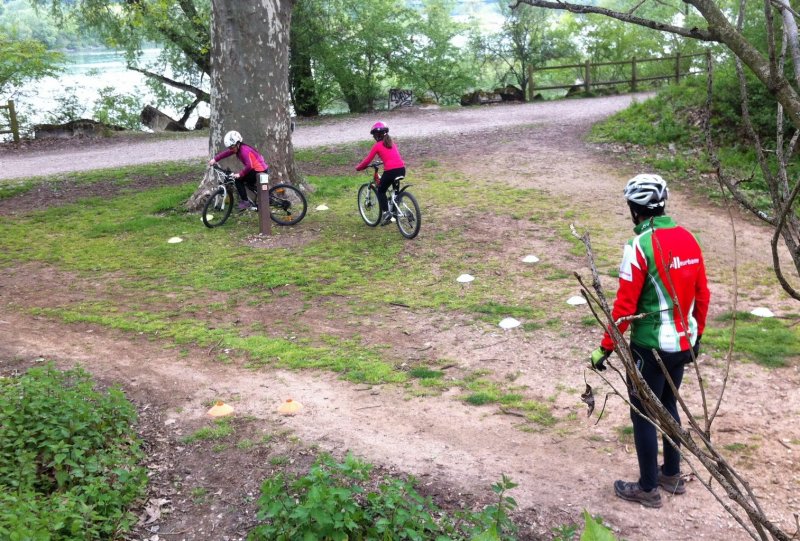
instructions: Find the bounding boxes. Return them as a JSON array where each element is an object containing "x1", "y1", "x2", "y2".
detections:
[
  {"x1": 623, "y1": 174, "x2": 668, "y2": 210},
  {"x1": 223, "y1": 130, "x2": 243, "y2": 148}
]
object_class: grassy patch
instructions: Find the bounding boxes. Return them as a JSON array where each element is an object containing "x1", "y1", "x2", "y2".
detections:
[
  {"x1": 704, "y1": 311, "x2": 800, "y2": 367},
  {"x1": 409, "y1": 366, "x2": 444, "y2": 379},
  {"x1": 182, "y1": 418, "x2": 235, "y2": 443}
]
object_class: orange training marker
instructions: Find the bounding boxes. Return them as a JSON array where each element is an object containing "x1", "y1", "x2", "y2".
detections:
[
  {"x1": 277, "y1": 398, "x2": 303, "y2": 415},
  {"x1": 207, "y1": 400, "x2": 234, "y2": 417}
]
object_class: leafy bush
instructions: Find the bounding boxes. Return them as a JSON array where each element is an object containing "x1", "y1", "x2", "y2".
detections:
[
  {"x1": 0, "y1": 363, "x2": 147, "y2": 540},
  {"x1": 93, "y1": 86, "x2": 145, "y2": 130},
  {"x1": 249, "y1": 454, "x2": 518, "y2": 541}
]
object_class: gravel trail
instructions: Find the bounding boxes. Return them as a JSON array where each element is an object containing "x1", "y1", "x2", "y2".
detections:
[{"x1": 0, "y1": 93, "x2": 650, "y2": 180}]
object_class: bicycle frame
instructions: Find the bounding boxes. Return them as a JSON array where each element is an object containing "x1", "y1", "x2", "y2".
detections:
[
  {"x1": 369, "y1": 162, "x2": 412, "y2": 204},
  {"x1": 210, "y1": 165, "x2": 236, "y2": 205}
]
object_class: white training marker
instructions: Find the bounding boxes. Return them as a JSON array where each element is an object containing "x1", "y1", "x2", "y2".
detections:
[
  {"x1": 167, "y1": 237, "x2": 183, "y2": 244},
  {"x1": 750, "y1": 307, "x2": 775, "y2": 318},
  {"x1": 521, "y1": 255, "x2": 540, "y2": 263},
  {"x1": 315, "y1": 204, "x2": 329, "y2": 211},
  {"x1": 498, "y1": 317, "x2": 521, "y2": 329},
  {"x1": 566, "y1": 295, "x2": 587, "y2": 306},
  {"x1": 457, "y1": 274, "x2": 475, "y2": 283}
]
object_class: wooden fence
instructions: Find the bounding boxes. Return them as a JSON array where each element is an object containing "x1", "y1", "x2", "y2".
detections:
[
  {"x1": 0, "y1": 100, "x2": 20, "y2": 143},
  {"x1": 529, "y1": 52, "x2": 709, "y2": 96}
]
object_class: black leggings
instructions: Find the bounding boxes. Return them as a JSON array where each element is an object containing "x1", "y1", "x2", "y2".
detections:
[
  {"x1": 235, "y1": 170, "x2": 260, "y2": 201},
  {"x1": 377, "y1": 167, "x2": 406, "y2": 213},
  {"x1": 628, "y1": 344, "x2": 690, "y2": 491}
]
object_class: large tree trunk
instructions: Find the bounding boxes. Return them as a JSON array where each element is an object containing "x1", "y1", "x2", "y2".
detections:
[{"x1": 207, "y1": 0, "x2": 301, "y2": 188}]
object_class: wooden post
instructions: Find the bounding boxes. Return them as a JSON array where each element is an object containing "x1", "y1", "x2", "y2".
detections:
[
  {"x1": 631, "y1": 57, "x2": 638, "y2": 92},
  {"x1": 584, "y1": 61, "x2": 591, "y2": 93},
  {"x1": 675, "y1": 52, "x2": 682, "y2": 84},
  {"x1": 527, "y1": 63, "x2": 535, "y2": 101},
  {"x1": 257, "y1": 172, "x2": 272, "y2": 236},
  {"x1": 8, "y1": 100, "x2": 19, "y2": 143}
]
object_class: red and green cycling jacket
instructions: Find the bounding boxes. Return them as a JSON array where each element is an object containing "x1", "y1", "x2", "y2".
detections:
[{"x1": 601, "y1": 215, "x2": 710, "y2": 353}]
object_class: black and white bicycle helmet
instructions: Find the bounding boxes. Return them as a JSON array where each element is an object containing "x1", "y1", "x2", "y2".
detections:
[{"x1": 623, "y1": 174, "x2": 668, "y2": 212}]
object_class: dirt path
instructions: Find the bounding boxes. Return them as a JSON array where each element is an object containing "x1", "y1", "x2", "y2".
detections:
[
  {"x1": 0, "y1": 94, "x2": 649, "y2": 181},
  {"x1": 2, "y1": 95, "x2": 799, "y2": 541}
]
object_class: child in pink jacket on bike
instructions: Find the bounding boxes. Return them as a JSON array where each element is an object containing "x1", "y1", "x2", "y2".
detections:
[{"x1": 355, "y1": 121, "x2": 406, "y2": 225}]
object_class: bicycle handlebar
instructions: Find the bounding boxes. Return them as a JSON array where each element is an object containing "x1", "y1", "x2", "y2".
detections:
[{"x1": 211, "y1": 163, "x2": 233, "y2": 175}]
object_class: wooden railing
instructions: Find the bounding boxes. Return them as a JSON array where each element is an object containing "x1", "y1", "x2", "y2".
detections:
[
  {"x1": 529, "y1": 52, "x2": 709, "y2": 96},
  {"x1": 0, "y1": 100, "x2": 20, "y2": 143}
]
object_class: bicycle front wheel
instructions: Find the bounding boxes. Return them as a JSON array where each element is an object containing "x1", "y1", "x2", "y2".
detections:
[
  {"x1": 202, "y1": 188, "x2": 234, "y2": 228},
  {"x1": 358, "y1": 183, "x2": 381, "y2": 226},
  {"x1": 395, "y1": 191, "x2": 421, "y2": 239},
  {"x1": 269, "y1": 183, "x2": 307, "y2": 226}
]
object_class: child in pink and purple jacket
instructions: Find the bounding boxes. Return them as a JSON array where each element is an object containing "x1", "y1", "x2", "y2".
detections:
[
  {"x1": 208, "y1": 130, "x2": 268, "y2": 210},
  {"x1": 355, "y1": 121, "x2": 406, "y2": 225}
]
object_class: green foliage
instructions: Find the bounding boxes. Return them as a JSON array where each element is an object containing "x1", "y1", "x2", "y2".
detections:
[
  {"x1": 0, "y1": 31, "x2": 64, "y2": 98},
  {"x1": 93, "y1": 86, "x2": 145, "y2": 130},
  {"x1": 309, "y1": 0, "x2": 416, "y2": 113},
  {"x1": 552, "y1": 523, "x2": 578, "y2": 540},
  {"x1": 249, "y1": 454, "x2": 518, "y2": 541},
  {"x1": 579, "y1": 511, "x2": 617, "y2": 541},
  {"x1": 394, "y1": 0, "x2": 475, "y2": 105},
  {"x1": 704, "y1": 312, "x2": 800, "y2": 367},
  {"x1": 589, "y1": 79, "x2": 705, "y2": 145},
  {"x1": 0, "y1": 363, "x2": 147, "y2": 540},
  {"x1": 46, "y1": 85, "x2": 89, "y2": 124},
  {"x1": 469, "y1": 2, "x2": 572, "y2": 94},
  {"x1": 0, "y1": 0, "x2": 102, "y2": 49}
]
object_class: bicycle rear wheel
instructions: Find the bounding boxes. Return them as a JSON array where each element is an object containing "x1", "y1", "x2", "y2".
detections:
[
  {"x1": 269, "y1": 183, "x2": 307, "y2": 225},
  {"x1": 395, "y1": 191, "x2": 421, "y2": 239},
  {"x1": 202, "y1": 188, "x2": 234, "y2": 228},
  {"x1": 358, "y1": 183, "x2": 381, "y2": 226}
]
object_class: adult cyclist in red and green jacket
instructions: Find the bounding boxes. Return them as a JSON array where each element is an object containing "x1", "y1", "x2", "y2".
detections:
[
  {"x1": 590, "y1": 173, "x2": 710, "y2": 509},
  {"x1": 207, "y1": 130, "x2": 268, "y2": 211}
]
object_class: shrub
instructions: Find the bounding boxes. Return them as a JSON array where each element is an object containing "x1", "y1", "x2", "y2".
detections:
[
  {"x1": 0, "y1": 363, "x2": 147, "y2": 540},
  {"x1": 249, "y1": 453, "x2": 518, "y2": 541}
]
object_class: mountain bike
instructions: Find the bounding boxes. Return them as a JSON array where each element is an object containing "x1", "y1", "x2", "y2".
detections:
[
  {"x1": 357, "y1": 162, "x2": 421, "y2": 239},
  {"x1": 202, "y1": 164, "x2": 307, "y2": 228}
]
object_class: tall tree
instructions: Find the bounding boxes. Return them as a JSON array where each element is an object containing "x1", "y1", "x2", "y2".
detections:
[
  {"x1": 394, "y1": 0, "x2": 475, "y2": 104},
  {"x1": 471, "y1": 1, "x2": 570, "y2": 97},
  {"x1": 310, "y1": 0, "x2": 413, "y2": 113},
  {"x1": 209, "y1": 0, "x2": 299, "y2": 186}
]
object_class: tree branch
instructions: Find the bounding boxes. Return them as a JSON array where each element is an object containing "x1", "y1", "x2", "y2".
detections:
[
  {"x1": 513, "y1": 0, "x2": 719, "y2": 41},
  {"x1": 126, "y1": 65, "x2": 210, "y2": 103}
]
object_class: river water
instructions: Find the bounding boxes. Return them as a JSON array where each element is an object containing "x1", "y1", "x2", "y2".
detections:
[{"x1": 13, "y1": 48, "x2": 208, "y2": 131}]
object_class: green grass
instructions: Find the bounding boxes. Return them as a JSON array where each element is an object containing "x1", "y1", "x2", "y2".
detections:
[
  {"x1": 703, "y1": 311, "x2": 800, "y2": 367},
  {"x1": 588, "y1": 78, "x2": 800, "y2": 217},
  {"x1": 182, "y1": 418, "x2": 235, "y2": 443},
  {"x1": 0, "y1": 160, "x2": 201, "y2": 200}
]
